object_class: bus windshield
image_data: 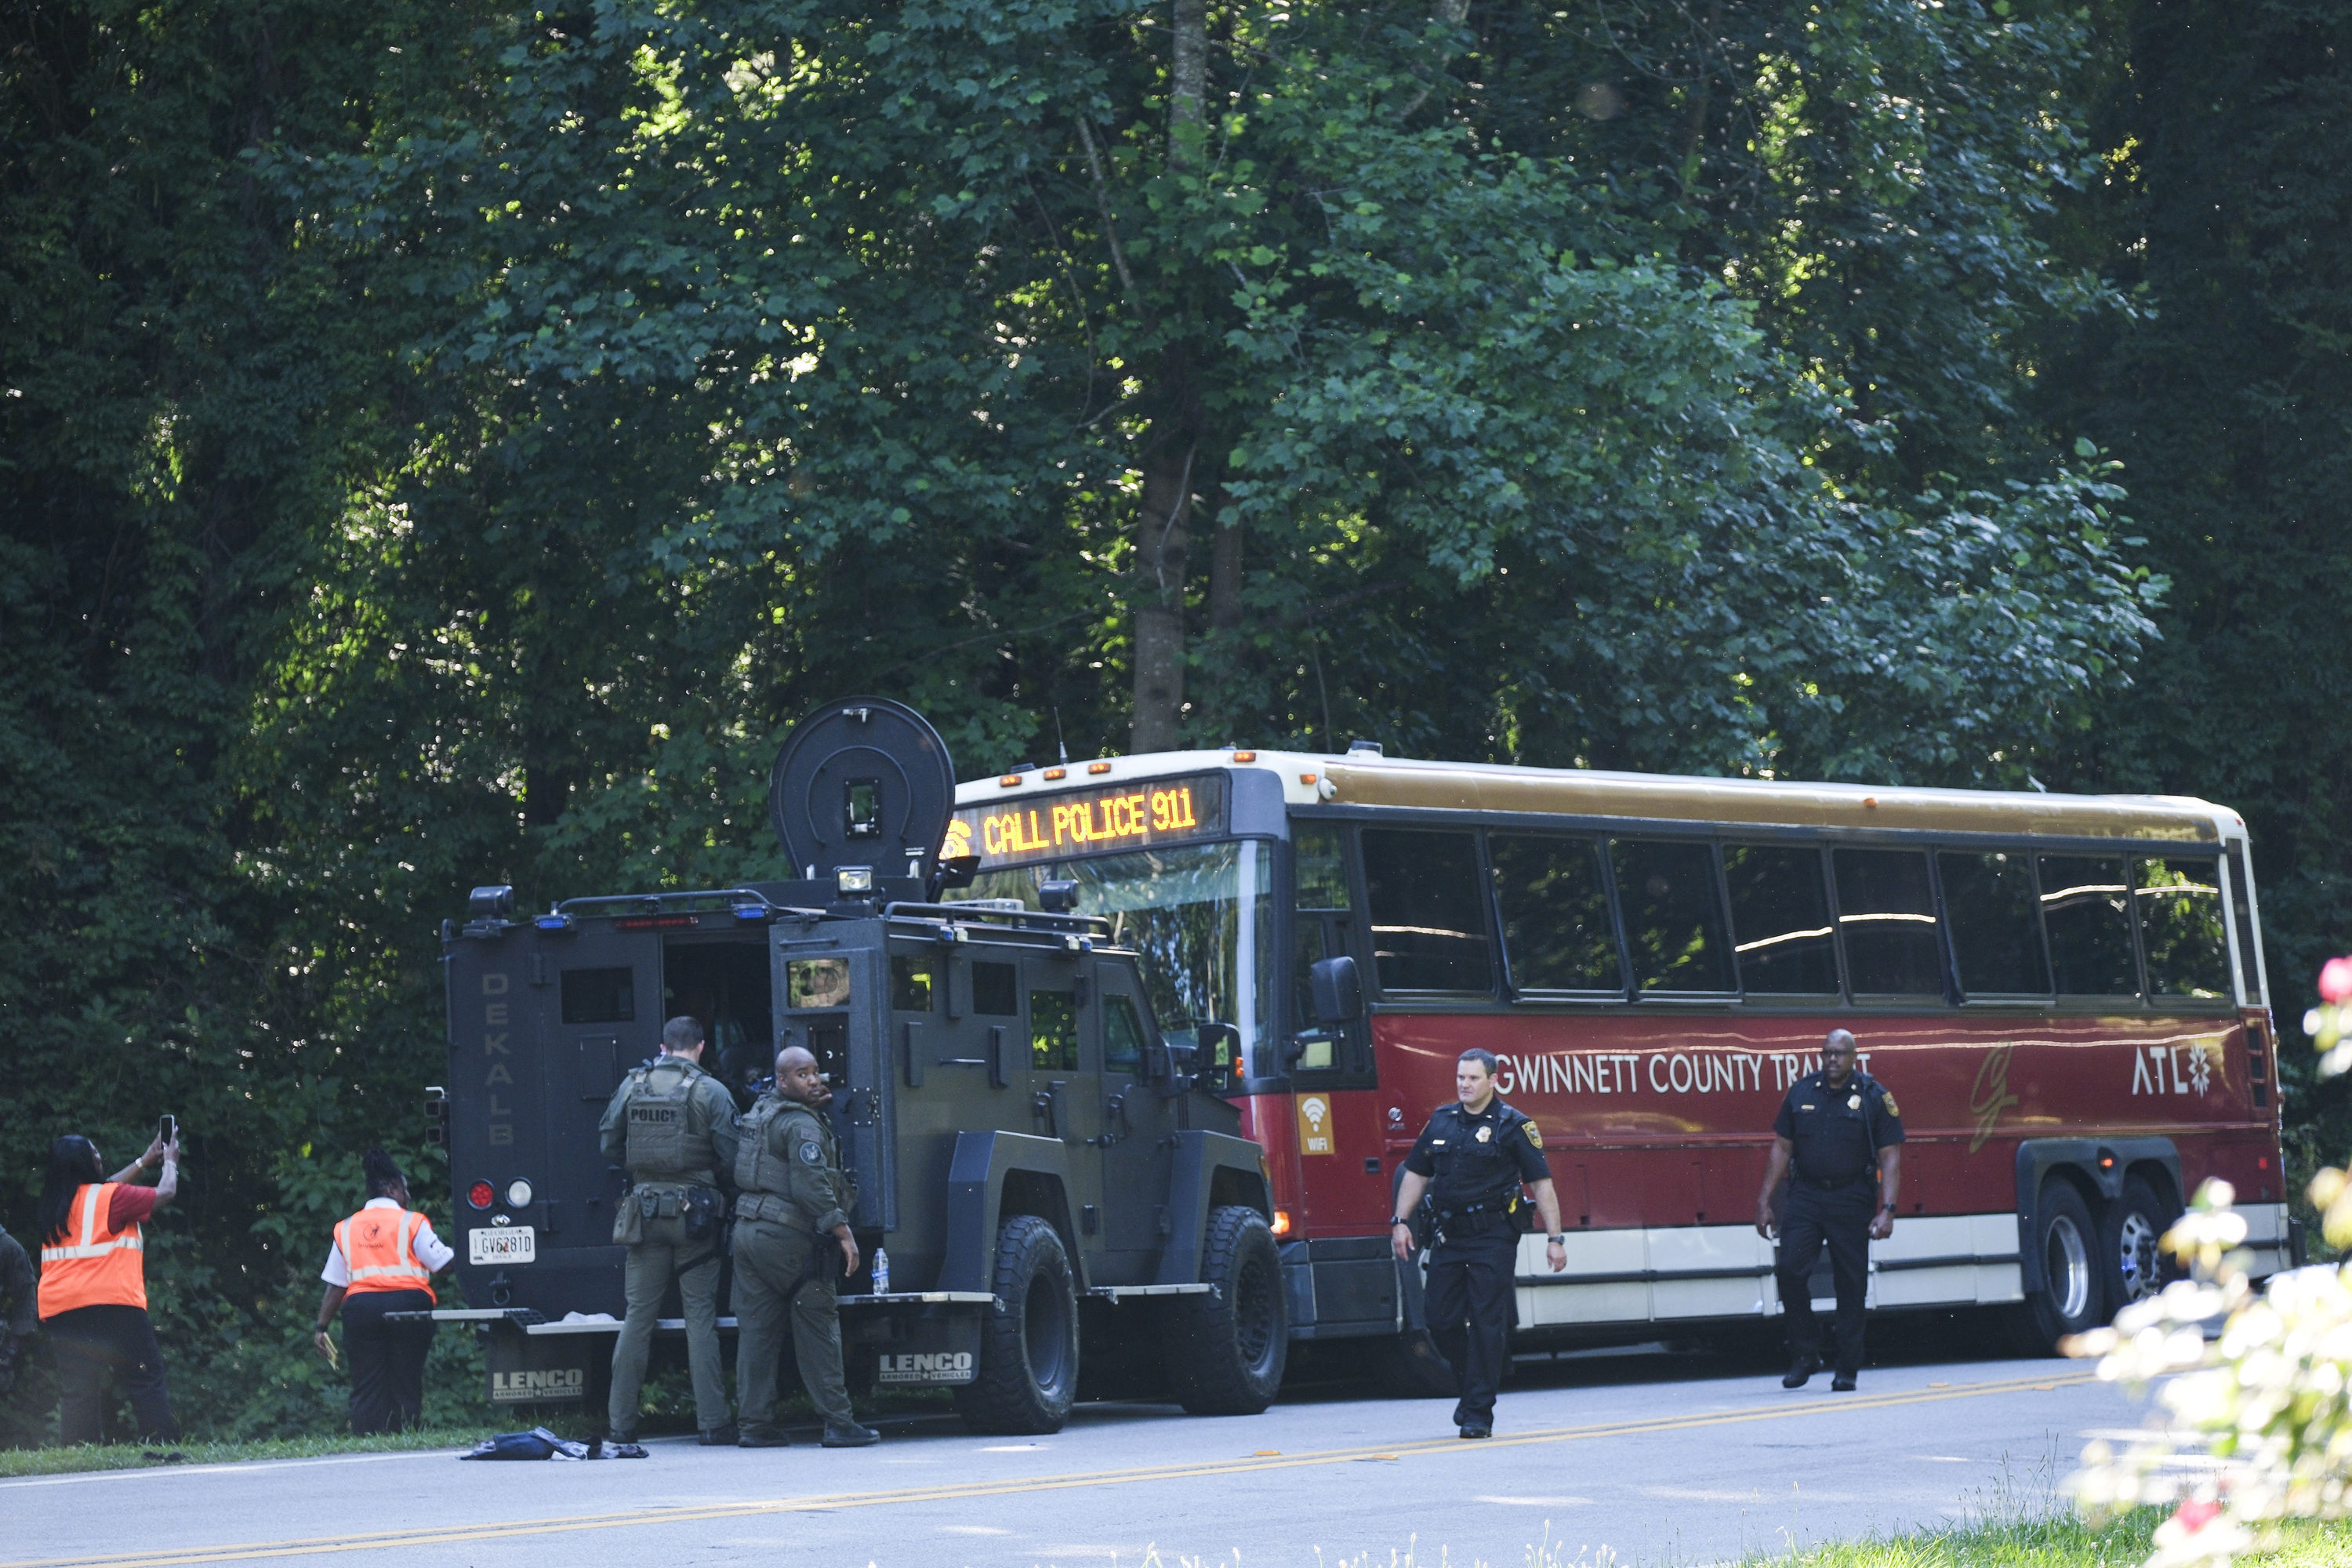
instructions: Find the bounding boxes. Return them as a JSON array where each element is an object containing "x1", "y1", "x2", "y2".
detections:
[{"x1": 956, "y1": 840, "x2": 1275, "y2": 1068}]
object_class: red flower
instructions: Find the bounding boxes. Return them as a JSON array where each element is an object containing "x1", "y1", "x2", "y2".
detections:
[
  {"x1": 2175, "y1": 1500, "x2": 2223, "y2": 1535},
  {"x1": 2321, "y1": 957, "x2": 2352, "y2": 1004}
]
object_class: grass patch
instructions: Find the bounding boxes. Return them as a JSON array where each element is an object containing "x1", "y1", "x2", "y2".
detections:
[{"x1": 0, "y1": 1426, "x2": 505, "y2": 1479}]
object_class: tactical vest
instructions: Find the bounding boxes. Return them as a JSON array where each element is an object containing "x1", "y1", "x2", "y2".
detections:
[
  {"x1": 735, "y1": 1095, "x2": 799, "y2": 1197},
  {"x1": 622, "y1": 1060, "x2": 711, "y2": 1180}
]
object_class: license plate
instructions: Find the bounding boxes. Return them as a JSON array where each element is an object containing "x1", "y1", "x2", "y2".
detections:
[{"x1": 469, "y1": 1226, "x2": 536, "y2": 1265}]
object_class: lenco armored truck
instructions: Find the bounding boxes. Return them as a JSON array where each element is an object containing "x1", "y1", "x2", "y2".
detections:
[{"x1": 433, "y1": 701, "x2": 1287, "y2": 1432}]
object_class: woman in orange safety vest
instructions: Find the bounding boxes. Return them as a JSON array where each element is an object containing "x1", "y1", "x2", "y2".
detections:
[
  {"x1": 36, "y1": 1130, "x2": 180, "y2": 1445},
  {"x1": 313, "y1": 1149, "x2": 453, "y2": 1433}
]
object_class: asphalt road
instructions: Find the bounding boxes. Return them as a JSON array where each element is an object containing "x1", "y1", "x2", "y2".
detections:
[{"x1": 0, "y1": 1350, "x2": 2135, "y2": 1568}]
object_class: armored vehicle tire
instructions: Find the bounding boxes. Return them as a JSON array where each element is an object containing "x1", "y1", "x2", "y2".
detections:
[
  {"x1": 1371, "y1": 1327, "x2": 1459, "y2": 1399},
  {"x1": 2101, "y1": 1175, "x2": 2180, "y2": 1316},
  {"x1": 1173, "y1": 1206, "x2": 1288, "y2": 1415},
  {"x1": 953, "y1": 1214, "x2": 1080, "y2": 1435},
  {"x1": 2010, "y1": 1181, "x2": 2103, "y2": 1355}
]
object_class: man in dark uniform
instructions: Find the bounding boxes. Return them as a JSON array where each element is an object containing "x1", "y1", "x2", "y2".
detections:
[
  {"x1": 731, "y1": 1044, "x2": 878, "y2": 1448},
  {"x1": 1755, "y1": 1028, "x2": 1904, "y2": 1391},
  {"x1": 1391, "y1": 1048, "x2": 1566, "y2": 1438},
  {"x1": 598, "y1": 1014, "x2": 742, "y2": 1452}
]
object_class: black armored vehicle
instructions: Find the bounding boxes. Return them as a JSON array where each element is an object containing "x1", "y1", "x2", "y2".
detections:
[{"x1": 431, "y1": 700, "x2": 1285, "y2": 1432}]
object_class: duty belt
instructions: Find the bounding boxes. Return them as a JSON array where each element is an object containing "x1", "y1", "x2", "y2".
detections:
[
  {"x1": 1794, "y1": 1171, "x2": 1874, "y2": 1192},
  {"x1": 735, "y1": 1192, "x2": 807, "y2": 1229}
]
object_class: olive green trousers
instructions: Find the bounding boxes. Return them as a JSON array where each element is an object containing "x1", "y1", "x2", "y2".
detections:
[
  {"x1": 607, "y1": 1210, "x2": 727, "y2": 1437},
  {"x1": 731, "y1": 1219, "x2": 851, "y2": 1427}
]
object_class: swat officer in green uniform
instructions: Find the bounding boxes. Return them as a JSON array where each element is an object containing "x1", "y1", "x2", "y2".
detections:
[
  {"x1": 598, "y1": 1015, "x2": 741, "y2": 1452},
  {"x1": 1755, "y1": 1028, "x2": 1904, "y2": 1392},
  {"x1": 1391, "y1": 1049, "x2": 1566, "y2": 1439},
  {"x1": 730, "y1": 1043, "x2": 878, "y2": 1448}
]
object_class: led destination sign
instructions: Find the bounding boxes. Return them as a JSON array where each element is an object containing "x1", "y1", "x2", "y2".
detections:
[{"x1": 949, "y1": 773, "x2": 1229, "y2": 868}]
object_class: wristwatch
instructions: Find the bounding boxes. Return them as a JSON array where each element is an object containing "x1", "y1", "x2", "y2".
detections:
[
  {"x1": 1388, "y1": 1216, "x2": 1410, "y2": 1228},
  {"x1": 1545, "y1": 1234, "x2": 1565, "y2": 1245}
]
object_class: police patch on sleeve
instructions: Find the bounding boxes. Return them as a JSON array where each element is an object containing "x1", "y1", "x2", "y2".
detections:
[
  {"x1": 1881, "y1": 1091, "x2": 1900, "y2": 1117},
  {"x1": 1523, "y1": 1122, "x2": 1543, "y2": 1149},
  {"x1": 798, "y1": 1141, "x2": 825, "y2": 1165}
]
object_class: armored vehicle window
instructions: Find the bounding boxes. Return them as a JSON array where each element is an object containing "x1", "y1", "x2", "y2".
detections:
[
  {"x1": 787, "y1": 957, "x2": 851, "y2": 1008},
  {"x1": 2040, "y1": 855, "x2": 2140, "y2": 996},
  {"x1": 1833, "y1": 849, "x2": 1944, "y2": 996},
  {"x1": 1361, "y1": 829, "x2": 1494, "y2": 993},
  {"x1": 891, "y1": 954, "x2": 935, "y2": 1011},
  {"x1": 1103, "y1": 993, "x2": 1147, "y2": 1073},
  {"x1": 1030, "y1": 989, "x2": 1078, "y2": 1070},
  {"x1": 1490, "y1": 834, "x2": 1619, "y2": 993},
  {"x1": 2137, "y1": 856, "x2": 2229, "y2": 1000},
  {"x1": 1723, "y1": 844, "x2": 1838, "y2": 996},
  {"x1": 1940, "y1": 851, "x2": 2051, "y2": 997},
  {"x1": 561, "y1": 967, "x2": 635, "y2": 1024},
  {"x1": 1610, "y1": 839, "x2": 1734, "y2": 994},
  {"x1": 973, "y1": 961, "x2": 1018, "y2": 1016},
  {"x1": 1294, "y1": 822, "x2": 1350, "y2": 910}
]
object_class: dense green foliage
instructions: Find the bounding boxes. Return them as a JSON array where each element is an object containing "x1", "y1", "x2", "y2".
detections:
[{"x1": 0, "y1": 0, "x2": 2340, "y2": 1441}]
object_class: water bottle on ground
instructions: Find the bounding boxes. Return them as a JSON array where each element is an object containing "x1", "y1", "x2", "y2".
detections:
[{"x1": 871, "y1": 1247, "x2": 889, "y2": 1294}]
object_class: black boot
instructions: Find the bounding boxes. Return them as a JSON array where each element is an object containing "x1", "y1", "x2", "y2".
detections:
[
  {"x1": 737, "y1": 1424, "x2": 790, "y2": 1447},
  {"x1": 1830, "y1": 1371, "x2": 1857, "y2": 1392},
  {"x1": 1782, "y1": 1355, "x2": 1818, "y2": 1389},
  {"x1": 822, "y1": 1418, "x2": 880, "y2": 1447},
  {"x1": 699, "y1": 1421, "x2": 741, "y2": 1446}
]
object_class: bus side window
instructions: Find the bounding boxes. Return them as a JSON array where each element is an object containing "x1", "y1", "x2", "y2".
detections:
[
  {"x1": 1832, "y1": 848, "x2": 1944, "y2": 997},
  {"x1": 2137, "y1": 856, "x2": 2229, "y2": 1000},
  {"x1": 1359, "y1": 829, "x2": 1494, "y2": 994},
  {"x1": 2225, "y1": 844, "x2": 2265, "y2": 1005},
  {"x1": 1722, "y1": 844, "x2": 1838, "y2": 996},
  {"x1": 2039, "y1": 855, "x2": 2140, "y2": 996},
  {"x1": 1940, "y1": 851, "x2": 2051, "y2": 998},
  {"x1": 1610, "y1": 839, "x2": 1734, "y2": 993},
  {"x1": 1490, "y1": 835, "x2": 1620, "y2": 993}
]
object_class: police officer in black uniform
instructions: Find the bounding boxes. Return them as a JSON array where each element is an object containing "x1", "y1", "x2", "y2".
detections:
[
  {"x1": 1755, "y1": 1028, "x2": 1904, "y2": 1391},
  {"x1": 1391, "y1": 1048, "x2": 1566, "y2": 1438}
]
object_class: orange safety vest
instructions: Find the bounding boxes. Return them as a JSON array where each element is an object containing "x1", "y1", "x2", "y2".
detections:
[
  {"x1": 336, "y1": 1207, "x2": 437, "y2": 1301},
  {"x1": 38, "y1": 1182, "x2": 147, "y2": 1318}
]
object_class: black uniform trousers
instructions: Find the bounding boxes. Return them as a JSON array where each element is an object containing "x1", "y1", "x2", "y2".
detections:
[
  {"x1": 1775, "y1": 1180, "x2": 1875, "y2": 1374},
  {"x1": 341, "y1": 1289, "x2": 436, "y2": 1434},
  {"x1": 46, "y1": 1304, "x2": 177, "y2": 1446},
  {"x1": 1422, "y1": 1225, "x2": 1518, "y2": 1425}
]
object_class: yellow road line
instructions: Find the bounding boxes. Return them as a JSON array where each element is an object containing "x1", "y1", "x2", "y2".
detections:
[{"x1": 5, "y1": 1370, "x2": 2096, "y2": 1568}]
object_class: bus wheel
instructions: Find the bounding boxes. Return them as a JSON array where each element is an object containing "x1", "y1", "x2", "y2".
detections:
[
  {"x1": 1174, "y1": 1206, "x2": 1289, "y2": 1415},
  {"x1": 2013, "y1": 1181, "x2": 2103, "y2": 1354},
  {"x1": 953, "y1": 1214, "x2": 1079, "y2": 1434},
  {"x1": 2103, "y1": 1176, "x2": 2179, "y2": 1315},
  {"x1": 1372, "y1": 1327, "x2": 1459, "y2": 1399}
]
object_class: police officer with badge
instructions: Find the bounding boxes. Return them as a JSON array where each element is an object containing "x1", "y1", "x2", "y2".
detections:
[
  {"x1": 1390, "y1": 1049, "x2": 1566, "y2": 1438},
  {"x1": 730, "y1": 1044, "x2": 877, "y2": 1447},
  {"x1": 1755, "y1": 1028, "x2": 1904, "y2": 1391},
  {"x1": 598, "y1": 1015, "x2": 741, "y2": 1452}
]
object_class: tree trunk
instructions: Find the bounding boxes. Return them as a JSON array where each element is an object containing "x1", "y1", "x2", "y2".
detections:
[
  {"x1": 1209, "y1": 499, "x2": 1242, "y2": 633},
  {"x1": 1127, "y1": 0, "x2": 1211, "y2": 754},
  {"x1": 1170, "y1": 0, "x2": 1207, "y2": 172},
  {"x1": 1128, "y1": 451, "x2": 1193, "y2": 752}
]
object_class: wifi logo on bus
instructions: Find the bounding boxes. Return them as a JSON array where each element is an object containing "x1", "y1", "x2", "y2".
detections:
[{"x1": 1298, "y1": 1094, "x2": 1334, "y2": 1156}]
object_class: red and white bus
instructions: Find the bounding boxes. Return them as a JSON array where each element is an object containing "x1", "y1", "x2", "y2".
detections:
[{"x1": 949, "y1": 746, "x2": 2292, "y2": 1368}]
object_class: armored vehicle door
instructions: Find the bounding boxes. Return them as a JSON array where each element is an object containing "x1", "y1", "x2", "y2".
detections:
[
  {"x1": 775, "y1": 921, "x2": 894, "y2": 1231},
  {"x1": 1093, "y1": 959, "x2": 1174, "y2": 1259},
  {"x1": 443, "y1": 922, "x2": 661, "y2": 1316}
]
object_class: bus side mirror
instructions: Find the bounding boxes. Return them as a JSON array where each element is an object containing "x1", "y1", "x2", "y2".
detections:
[{"x1": 1309, "y1": 956, "x2": 1363, "y2": 1027}]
